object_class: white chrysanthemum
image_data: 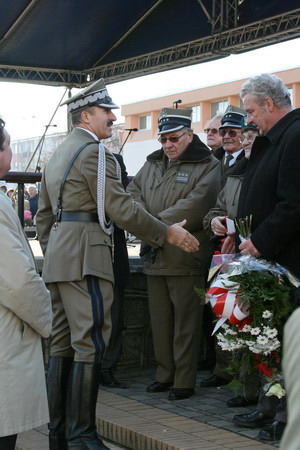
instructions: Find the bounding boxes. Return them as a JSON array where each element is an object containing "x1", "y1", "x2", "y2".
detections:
[
  {"x1": 249, "y1": 346, "x2": 261, "y2": 354},
  {"x1": 257, "y1": 336, "x2": 269, "y2": 345},
  {"x1": 263, "y1": 326, "x2": 271, "y2": 334},
  {"x1": 266, "y1": 328, "x2": 278, "y2": 339},
  {"x1": 240, "y1": 324, "x2": 251, "y2": 333},
  {"x1": 250, "y1": 327, "x2": 261, "y2": 336},
  {"x1": 262, "y1": 310, "x2": 273, "y2": 319},
  {"x1": 227, "y1": 329, "x2": 238, "y2": 336}
]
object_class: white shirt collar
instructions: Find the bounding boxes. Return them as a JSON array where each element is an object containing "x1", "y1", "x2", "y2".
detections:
[
  {"x1": 76, "y1": 127, "x2": 99, "y2": 142},
  {"x1": 224, "y1": 148, "x2": 243, "y2": 166}
]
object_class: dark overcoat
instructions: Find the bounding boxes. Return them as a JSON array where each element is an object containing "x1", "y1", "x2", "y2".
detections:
[{"x1": 237, "y1": 108, "x2": 300, "y2": 277}]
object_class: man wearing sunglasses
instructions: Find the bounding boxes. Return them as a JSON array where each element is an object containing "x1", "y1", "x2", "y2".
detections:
[
  {"x1": 204, "y1": 114, "x2": 223, "y2": 153},
  {"x1": 127, "y1": 107, "x2": 221, "y2": 401},
  {"x1": 214, "y1": 111, "x2": 245, "y2": 187}
]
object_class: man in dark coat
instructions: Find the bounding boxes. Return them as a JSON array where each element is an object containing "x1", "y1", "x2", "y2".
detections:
[{"x1": 233, "y1": 73, "x2": 300, "y2": 442}]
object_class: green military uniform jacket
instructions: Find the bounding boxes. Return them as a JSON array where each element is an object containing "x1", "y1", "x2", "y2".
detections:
[
  {"x1": 127, "y1": 134, "x2": 221, "y2": 276},
  {"x1": 36, "y1": 128, "x2": 167, "y2": 283}
]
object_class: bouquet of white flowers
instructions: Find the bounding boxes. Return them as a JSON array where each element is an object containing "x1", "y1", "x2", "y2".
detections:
[{"x1": 206, "y1": 255, "x2": 297, "y2": 390}]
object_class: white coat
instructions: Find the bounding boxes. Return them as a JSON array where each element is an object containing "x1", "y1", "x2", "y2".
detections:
[{"x1": 0, "y1": 192, "x2": 52, "y2": 437}]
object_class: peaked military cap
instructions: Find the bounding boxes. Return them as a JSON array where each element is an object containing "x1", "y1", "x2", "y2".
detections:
[
  {"x1": 240, "y1": 115, "x2": 258, "y2": 131},
  {"x1": 224, "y1": 104, "x2": 245, "y2": 115},
  {"x1": 158, "y1": 108, "x2": 193, "y2": 135},
  {"x1": 219, "y1": 111, "x2": 245, "y2": 129},
  {"x1": 61, "y1": 78, "x2": 119, "y2": 113}
]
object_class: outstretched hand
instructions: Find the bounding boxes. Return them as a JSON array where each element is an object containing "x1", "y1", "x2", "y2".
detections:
[{"x1": 166, "y1": 220, "x2": 199, "y2": 252}]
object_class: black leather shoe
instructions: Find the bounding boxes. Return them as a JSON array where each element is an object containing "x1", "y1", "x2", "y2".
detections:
[
  {"x1": 233, "y1": 409, "x2": 274, "y2": 428},
  {"x1": 200, "y1": 375, "x2": 228, "y2": 387},
  {"x1": 168, "y1": 388, "x2": 194, "y2": 401},
  {"x1": 258, "y1": 420, "x2": 286, "y2": 441},
  {"x1": 99, "y1": 371, "x2": 122, "y2": 388},
  {"x1": 146, "y1": 381, "x2": 173, "y2": 393},
  {"x1": 227, "y1": 395, "x2": 257, "y2": 408}
]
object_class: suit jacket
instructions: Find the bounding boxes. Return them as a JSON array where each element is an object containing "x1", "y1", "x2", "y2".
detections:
[
  {"x1": 36, "y1": 128, "x2": 167, "y2": 283},
  {"x1": 214, "y1": 146, "x2": 245, "y2": 187}
]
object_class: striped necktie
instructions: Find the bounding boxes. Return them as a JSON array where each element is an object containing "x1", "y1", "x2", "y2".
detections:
[{"x1": 224, "y1": 153, "x2": 234, "y2": 171}]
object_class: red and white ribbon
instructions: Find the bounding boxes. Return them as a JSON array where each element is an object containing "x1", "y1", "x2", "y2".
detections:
[{"x1": 206, "y1": 275, "x2": 249, "y2": 334}]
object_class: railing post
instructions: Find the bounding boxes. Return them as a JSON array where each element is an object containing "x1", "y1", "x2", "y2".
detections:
[{"x1": 17, "y1": 182, "x2": 25, "y2": 227}]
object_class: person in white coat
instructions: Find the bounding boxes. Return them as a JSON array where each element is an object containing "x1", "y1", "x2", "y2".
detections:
[{"x1": 0, "y1": 118, "x2": 52, "y2": 450}]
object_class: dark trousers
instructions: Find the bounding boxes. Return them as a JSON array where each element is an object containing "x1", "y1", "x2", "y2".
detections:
[{"x1": 0, "y1": 434, "x2": 17, "y2": 450}]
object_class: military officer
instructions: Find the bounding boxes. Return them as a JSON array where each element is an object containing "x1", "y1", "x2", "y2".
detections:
[{"x1": 36, "y1": 79, "x2": 199, "y2": 450}]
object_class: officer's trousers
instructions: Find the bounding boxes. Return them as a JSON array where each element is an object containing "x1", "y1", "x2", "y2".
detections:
[{"x1": 48, "y1": 275, "x2": 113, "y2": 363}]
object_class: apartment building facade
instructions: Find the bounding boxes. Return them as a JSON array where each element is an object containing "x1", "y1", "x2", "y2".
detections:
[{"x1": 121, "y1": 68, "x2": 300, "y2": 175}]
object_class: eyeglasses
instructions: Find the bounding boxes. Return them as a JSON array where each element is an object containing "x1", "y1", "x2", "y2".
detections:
[
  {"x1": 158, "y1": 131, "x2": 187, "y2": 144},
  {"x1": 239, "y1": 134, "x2": 257, "y2": 144},
  {"x1": 204, "y1": 128, "x2": 219, "y2": 134},
  {"x1": 219, "y1": 129, "x2": 239, "y2": 138}
]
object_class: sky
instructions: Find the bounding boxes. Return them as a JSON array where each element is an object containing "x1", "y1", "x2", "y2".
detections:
[{"x1": 1, "y1": 37, "x2": 300, "y2": 141}]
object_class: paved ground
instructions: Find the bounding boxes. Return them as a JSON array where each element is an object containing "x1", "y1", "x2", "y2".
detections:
[
  {"x1": 99, "y1": 367, "x2": 280, "y2": 449},
  {"x1": 17, "y1": 367, "x2": 280, "y2": 450}
]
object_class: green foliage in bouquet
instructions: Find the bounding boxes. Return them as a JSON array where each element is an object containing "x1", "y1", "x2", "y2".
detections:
[
  {"x1": 229, "y1": 270, "x2": 293, "y2": 330},
  {"x1": 216, "y1": 270, "x2": 294, "y2": 381}
]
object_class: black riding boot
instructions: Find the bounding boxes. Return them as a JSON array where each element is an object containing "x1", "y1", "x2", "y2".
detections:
[
  {"x1": 66, "y1": 362, "x2": 110, "y2": 450},
  {"x1": 47, "y1": 356, "x2": 73, "y2": 450}
]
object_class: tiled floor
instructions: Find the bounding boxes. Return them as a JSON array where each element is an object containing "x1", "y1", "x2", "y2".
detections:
[{"x1": 16, "y1": 367, "x2": 280, "y2": 450}]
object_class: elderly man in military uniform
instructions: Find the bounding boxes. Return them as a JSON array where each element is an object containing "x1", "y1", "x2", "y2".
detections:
[
  {"x1": 127, "y1": 108, "x2": 221, "y2": 401},
  {"x1": 36, "y1": 80, "x2": 199, "y2": 450}
]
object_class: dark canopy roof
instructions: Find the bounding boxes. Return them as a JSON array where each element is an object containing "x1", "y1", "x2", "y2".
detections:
[{"x1": 0, "y1": 0, "x2": 299, "y2": 88}]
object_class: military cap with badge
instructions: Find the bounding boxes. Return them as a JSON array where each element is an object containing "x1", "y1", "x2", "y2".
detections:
[{"x1": 61, "y1": 78, "x2": 119, "y2": 113}]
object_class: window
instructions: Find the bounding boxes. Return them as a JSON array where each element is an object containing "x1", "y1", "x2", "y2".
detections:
[
  {"x1": 211, "y1": 100, "x2": 228, "y2": 117},
  {"x1": 288, "y1": 87, "x2": 293, "y2": 106},
  {"x1": 139, "y1": 114, "x2": 151, "y2": 130},
  {"x1": 190, "y1": 105, "x2": 200, "y2": 123}
]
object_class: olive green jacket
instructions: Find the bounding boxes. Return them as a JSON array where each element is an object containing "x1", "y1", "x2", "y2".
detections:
[
  {"x1": 203, "y1": 174, "x2": 244, "y2": 235},
  {"x1": 127, "y1": 135, "x2": 221, "y2": 276},
  {"x1": 36, "y1": 128, "x2": 167, "y2": 283}
]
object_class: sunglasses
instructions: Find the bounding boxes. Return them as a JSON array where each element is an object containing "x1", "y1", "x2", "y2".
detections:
[
  {"x1": 0, "y1": 118, "x2": 5, "y2": 131},
  {"x1": 219, "y1": 129, "x2": 239, "y2": 138},
  {"x1": 204, "y1": 128, "x2": 218, "y2": 134},
  {"x1": 158, "y1": 131, "x2": 188, "y2": 144}
]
